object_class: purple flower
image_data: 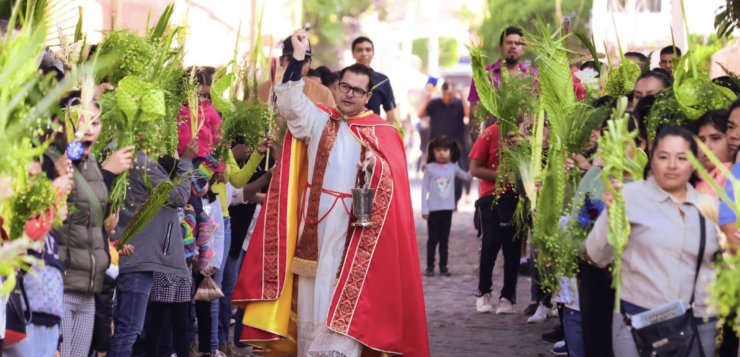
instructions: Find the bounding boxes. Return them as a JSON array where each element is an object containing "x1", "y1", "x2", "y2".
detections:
[
  {"x1": 578, "y1": 193, "x2": 605, "y2": 228},
  {"x1": 66, "y1": 140, "x2": 84, "y2": 161}
]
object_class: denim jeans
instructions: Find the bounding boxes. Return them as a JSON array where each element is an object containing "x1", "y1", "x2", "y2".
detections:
[
  {"x1": 210, "y1": 216, "x2": 229, "y2": 350},
  {"x1": 109, "y1": 271, "x2": 154, "y2": 357},
  {"x1": 219, "y1": 247, "x2": 245, "y2": 345},
  {"x1": 563, "y1": 307, "x2": 585, "y2": 357}
]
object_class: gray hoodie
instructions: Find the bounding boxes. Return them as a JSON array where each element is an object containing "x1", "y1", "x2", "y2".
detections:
[{"x1": 113, "y1": 153, "x2": 192, "y2": 277}]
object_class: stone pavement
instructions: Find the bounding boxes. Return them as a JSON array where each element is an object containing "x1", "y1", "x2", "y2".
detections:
[{"x1": 410, "y1": 177, "x2": 559, "y2": 357}]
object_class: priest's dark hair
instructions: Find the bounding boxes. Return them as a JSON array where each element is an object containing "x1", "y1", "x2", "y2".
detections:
[
  {"x1": 352, "y1": 36, "x2": 374, "y2": 52},
  {"x1": 499, "y1": 26, "x2": 523, "y2": 46},
  {"x1": 427, "y1": 135, "x2": 462, "y2": 164},
  {"x1": 339, "y1": 63, "x2": 375, "y2": 92}
]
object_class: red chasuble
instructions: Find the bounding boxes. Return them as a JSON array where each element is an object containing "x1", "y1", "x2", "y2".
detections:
[{"x1": 232, "y1": 105, "x2": 429, "y2": 357}]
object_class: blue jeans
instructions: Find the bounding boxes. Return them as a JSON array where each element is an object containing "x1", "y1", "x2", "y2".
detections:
[
  {"x1": 219, "y1": 247, "x2": 245, "y2": 345},
  {"x1": 563, "y1": 307, "x2": 585, "y2": 357},
  {"x1": 109, "y1": 271, "x2": 154, "y2": 357},
  {"x1": 210, "y1": 216, "x2": 229, "y2": 350}
]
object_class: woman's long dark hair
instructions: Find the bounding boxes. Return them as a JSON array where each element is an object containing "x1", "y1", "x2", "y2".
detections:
[
  {"x1": 427, "y1": 135, "x2": 462, "y2": 164},
  {"x1": 636, "y1": 70, "x2": 674, "y2": 89}
]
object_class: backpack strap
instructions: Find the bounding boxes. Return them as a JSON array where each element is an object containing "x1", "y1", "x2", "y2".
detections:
[{"x1": 689, "y1": 212, "x2": 706, "y2": 307}]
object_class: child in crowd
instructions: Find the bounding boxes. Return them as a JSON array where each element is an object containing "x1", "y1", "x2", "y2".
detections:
[
  {"x1": 177, "y1": 70, "x2": 223, "y2": 245},
  {"x1": 143, "y1": 201, "x2": 196, "y2": 357},
  {"x1": 421, "y1": 135, "x2": 472, "y2": 276},
  {"x1": 3, "y1": 162, "x2": 72, "y2": 357}
]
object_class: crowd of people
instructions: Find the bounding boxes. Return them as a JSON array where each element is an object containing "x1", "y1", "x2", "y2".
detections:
[
  {"x1": 4, "y1": 3, "x2": 740, "y2": 357},
  {"x1": 413, "y1": 24, "x2": 740, "y2": 357},
  {"x1": 0, "y1": 14, "x2": 421, "y2": 357}
]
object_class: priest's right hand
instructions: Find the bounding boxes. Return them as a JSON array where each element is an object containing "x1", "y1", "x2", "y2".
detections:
[{"x1": 291, "y1": 29, "x2": 309, "y2": 61}]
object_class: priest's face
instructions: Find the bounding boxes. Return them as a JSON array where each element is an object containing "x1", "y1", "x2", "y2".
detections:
[{"x1": 333, "y1": 71, "x2": 373, "y2": 116}]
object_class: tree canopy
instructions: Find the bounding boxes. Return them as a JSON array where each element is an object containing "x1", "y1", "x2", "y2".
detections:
[{"x1": 474, "y1": 0, "x2": 591, "y2": 62}]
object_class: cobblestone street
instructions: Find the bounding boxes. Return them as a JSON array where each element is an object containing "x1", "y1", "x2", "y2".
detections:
[{"x1": 410, "y1": 177, "x2": 558, "y2": 357}]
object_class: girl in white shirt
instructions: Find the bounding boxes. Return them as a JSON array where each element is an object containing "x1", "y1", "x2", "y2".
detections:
[{"x1": 421, "y1": 135, "x2": 472, "y2": 276}]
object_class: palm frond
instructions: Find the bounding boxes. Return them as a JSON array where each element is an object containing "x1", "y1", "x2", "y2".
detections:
[
  {"x1": 522, "y1": 18, "x2": 576, "y2": 135},
  {"x1": 572, "y1": 30, "x2": 602, "y2": 74}
]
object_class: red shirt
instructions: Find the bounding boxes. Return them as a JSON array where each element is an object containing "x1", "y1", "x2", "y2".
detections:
[{"x1": 469, "y1": 124, "x2": 509, "y2": 197}]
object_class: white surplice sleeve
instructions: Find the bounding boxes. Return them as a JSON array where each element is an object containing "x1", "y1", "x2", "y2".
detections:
[{"x1": 274, "y1": 79, "x2": 324, "y2": 141}]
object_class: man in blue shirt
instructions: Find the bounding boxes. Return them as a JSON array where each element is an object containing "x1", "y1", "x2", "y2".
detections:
[
  {"x1": 352, "y1": 36, "x2": 397, "y2": 124},
  {"x1": 717, "y1": 160, "x2": 740, "y2": 357},
  {"x1": 719, "y1": 163, "x2": 740, "y2": 244}
]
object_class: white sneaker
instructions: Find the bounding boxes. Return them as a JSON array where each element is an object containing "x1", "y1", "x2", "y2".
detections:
[
  {"x1": 553, "y1": 340, "x2": 566, "y2": 349},
  {"x1": 495, "y1": 298, "x2": 515, "y2": 314},
  {"x1": 527, "y1": 303, "x2": 552, "y2": 323},
  {"x1": 476, "y1": 293, "x2": 494, "y2": 313}
]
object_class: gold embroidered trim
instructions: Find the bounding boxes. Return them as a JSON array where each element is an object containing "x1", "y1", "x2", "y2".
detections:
[
  {"x1": 294, "y1": 118, "x2": 341, "y2": 276},
  {"x1": 290, "y1": 257, "x2": 319, "y2": 277}
]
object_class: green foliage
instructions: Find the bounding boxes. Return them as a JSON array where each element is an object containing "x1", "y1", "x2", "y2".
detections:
[
  {"x1": 604, "y1": 60, "x2": 641, "y2": 97},
  {"x1": 0, "y1": 237, "x2": 42, "y2": 298},
  {"x1": 646, "y1": 0, "x2": 735, "y2": 138},
  {"x1": 1, "y1": 5, "x2": 97, "y2": 181},
  {"x1": 645, "y1": 87, "x2": 686, "y2": 139},
  {"x1": 564, "y1": 103, "x2": 610, "y2": 156},
  {"x1": 687, "y1": 139, "x2": 740, "y2": 333},
  {"x1": 475, "y1": 0, "x2": 591, "y2": 61},
  {"x1": 94, "y1": 5, "x2": 190, "y2": 211},
  {"x1": 522, "y1": 20, "x2": 576, "y2": 134},
  {"x1": 302, "y1": 0, "x2": 377, "y2": 64},
  {"x1": 468, "y1": 41, "x2": 538, "y2": 199},
  {"x1": 673, "y1": 52, "x2": 735, "y2": 119},
  {"x1": 0, "y1": 0, "x2": 47, "y2": 29},
  {"x1": 210, "y1": 21, "x2": 271, "y2": 160},
  {"x1": 715, "y1": 0, "x2": 740, "y2": 38},
  {"x1": 412, "y1": 37, "x2": 460, "y2": 70},
  {"x1": 0, "y1": 3, "x2": 68, "y2": 298},
  {"x1": 523, "y1": 19, "x2": 577, "y2": 293},
  {"x1": 115, "y1": 174, "x2": 189, "y2": 250},
  {"x1": 95, "y1": 32, "x2": 159, "y2": 86},
  {"x1": 467, "y1": 42, "x2": 537, "y2": 133},
  {"x1": 592, "y1": 97, "x2": 646, "y2": 311},
  {"x1": 572, "y1": 30, "x2": 601, "y2": 74},
  {"x1": 711, "y1": 254, "x2": 740, "y2": 334},
  {"x1": 646, "y1": 46, "x2": 736, "y2": 139},
  {"x1": 7, "y1": 173, "x2": 57, "y2": 240}
]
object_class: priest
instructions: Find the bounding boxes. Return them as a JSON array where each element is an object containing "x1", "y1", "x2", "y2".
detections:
[{"x1": 232, "y1": 29, "x2": 429, "y2": 357}]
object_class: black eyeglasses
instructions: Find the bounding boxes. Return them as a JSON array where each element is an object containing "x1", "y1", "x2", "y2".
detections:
[{"x1": 338, "y1": 82, "x2": 368, "y2": 97}]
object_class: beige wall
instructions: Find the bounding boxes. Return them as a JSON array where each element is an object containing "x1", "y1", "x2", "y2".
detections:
[{"x1": 711, "y1": 42, "x2": 740, "y2": 79}]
